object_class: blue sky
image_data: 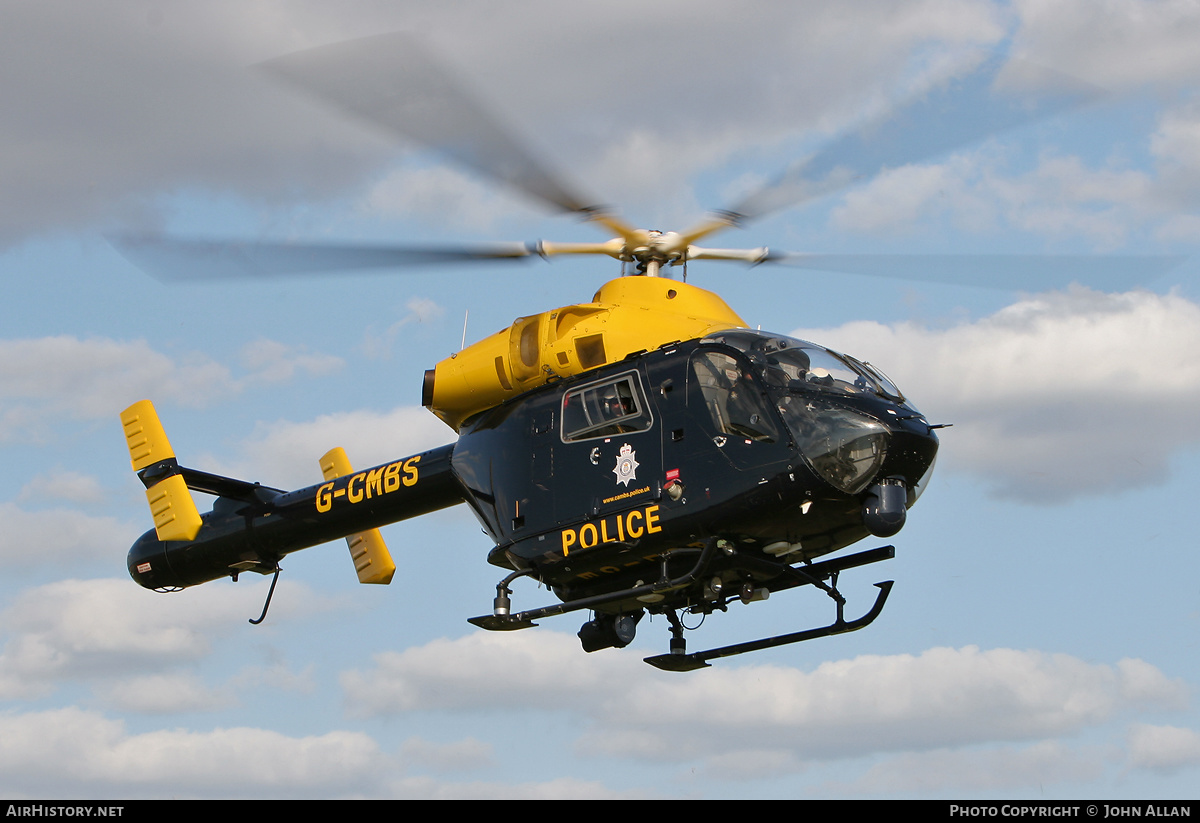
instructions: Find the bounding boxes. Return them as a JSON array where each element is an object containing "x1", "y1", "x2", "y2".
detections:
[{"x1": 2, "y1": 0, "x2": 1200, "y2": 799}]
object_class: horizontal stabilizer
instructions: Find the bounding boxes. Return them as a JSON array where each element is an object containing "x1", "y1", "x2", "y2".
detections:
[
  {"x1": 345, "y1": 529, "x2": 395, "y2": 585},
  {"x1": 144, "y1": 474, "x2": 204, "y2": 543},
  {"x1": 121, "y1": 400, "x2": 203, "y2": 542},
  {"x1": 320, "y1": 447, "x2": 396, "y2": 584}
]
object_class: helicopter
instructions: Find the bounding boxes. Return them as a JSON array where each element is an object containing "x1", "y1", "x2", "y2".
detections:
[{"x1": 116, "y1": 33, "x2": 1101, "y2": 670}]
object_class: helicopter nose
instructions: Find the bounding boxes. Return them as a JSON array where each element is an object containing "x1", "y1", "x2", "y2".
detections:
[{"x1": 861, "y1": 479, "x2": 907, "y2": 537}]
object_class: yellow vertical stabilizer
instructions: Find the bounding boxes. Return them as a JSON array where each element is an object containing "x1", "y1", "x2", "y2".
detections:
[
  {"x1": 319, "y1": 447, "x2": 396, "y2": 584},
  {"x1": 120, "y1": 400, "x2": 203, "y2": 542}
]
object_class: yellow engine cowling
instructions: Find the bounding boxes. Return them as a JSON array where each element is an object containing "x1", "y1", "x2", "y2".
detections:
[{"x1": 423, "y1": 277, "x2": 747, "y2": 430}]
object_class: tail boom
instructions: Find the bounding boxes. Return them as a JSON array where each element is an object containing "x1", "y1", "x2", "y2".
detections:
[{"x1": 125, "y1": 428, "x2": 463, "y2": 590}]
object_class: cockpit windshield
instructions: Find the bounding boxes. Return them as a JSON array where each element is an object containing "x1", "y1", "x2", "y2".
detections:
[{"x1": 702, "y1": 331, "x2": 905, "y2": 402}]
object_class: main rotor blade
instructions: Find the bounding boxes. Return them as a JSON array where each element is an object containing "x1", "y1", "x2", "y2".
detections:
[
  {"x1": 770, "y1": 253, "x2": 1186, "y2": 292},
  {"x1": 110, "y1": 235, "x2": 536, "y2": 280},
  {"x1": 681, "y1": 53, "x2": 1107, "y2": 245},
  {"x1": 259, "y1": 32, "x2": 627, "y2": 233}
]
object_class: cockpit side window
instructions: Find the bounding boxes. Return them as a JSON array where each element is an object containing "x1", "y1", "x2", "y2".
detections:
[
  {"x1": 561, "y1": 371, "x2": 653, "y2": 442},
  {"x1": 691, "y1": 350, "x2": 779, "y2": 442}
]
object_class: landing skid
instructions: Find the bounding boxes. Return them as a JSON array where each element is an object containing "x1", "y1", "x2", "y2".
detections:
[
  {"x1": 643, "y1": 579, "x2": 892, "y2": 671},
  {"x1": 469, "y1": 541, "x2": 896, "y2": 669}
]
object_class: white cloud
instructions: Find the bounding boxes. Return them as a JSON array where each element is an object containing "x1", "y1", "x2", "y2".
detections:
[
  {"x1": 405, "y1": 0, "x2": 1006, "y2": 214},
  {"x1": 0, "y1": 579, "x2": 223, "y2": 695},
  {"x1": 363, "y1": 165, "x2": 541, "y2": 229},
  {"x1": 587, "y1": 646, "x2": 1186, "y2": 761},
  {"x1": 1149, "y1": 103, "x2": 1200, "y2": 208},
  {"x1": 95, "y1": 673, "x2": 234, "y2": 715},
  {"x1": 1151, "y1": 104, "x2": 1200, "y2": 168},
  {"x1": 380, "y1": 774, "x2": 645, "y2": 800},
  {"x1": 0, "y1": 577, "x2": 329, "y2": 698},
  {"x1": 1013, "y1": 0, "x2": 1200, "y2": 90},
  {"x1": 0, "y1": 336, "x2": 235, "y2": 441},
  {"x1": 0, "y1": 2, "x2": 399, "y2": 248},
  {"x1": 831, "y1": 150, "x2": 1167, "y2": 248},
  {"x1": 1126, "y1": 723, "x2": 1200, "y2": 773},
  {"x1": 1155, "y1": 213, "x2": 1200, "y2": 242},
  {"x1": 816, "y1": 740, "x2": 1110, "y2": 796},
  {"x1": 696, "y1": 748, "x2": 809, "y2": 782},
  {"x1": 96, "y1": 662, "x2": 314, "y2": 719},
  {"x1": 983, "y1": 156, "x2": 1154, "y2": 248},
  {"x1": 4, "y1": 0, "x2": 1194, "y2": 254},
  {"x1": 18, "y1": 470, "x2": 108, "y2": 505},
  {"x1": 0, "y1": 707, "x2": 385, "y2": 798},
  {"x1": 585, "y1": 129, "x2": 726, "y2": 226},
  {"x1": 238, "y1": 339, "x2": 343, "y2": 383},
  {"x1": 0, "y1": 1, "x2": 1014, "y2": 245},
  {"x1": 340, "y1": 631, "x2": 611, "y2": 716},
  {"x1": 791, "y1": 287, "x2": 1200, "y2": 502},
  {"x1": 398, "y1": 737, "x2": 494, "y2": 774},
  {"x1": 362, "y1": 296, "x2": 446, "y2": 360},
  {"x1": 0, "y1": 502, "x2": 135, "y2": 571},
  {"x1": 0, "y1": 705, "x2": 636, "y2": 798},
  {"x1": 833, "y1": 156, "x2": 986, "y2": 235},
  {"x1": 211, "y1": 405, "x2": 455, "y2": 489},
  {"x1": 0, "y1": 335, "x2": 341, "y2": 444},
  {"x1": 342, "y1": 631, "x2": 1186, "y2": 771},
  {"x1": 229, "y1": 660, "x2": 317, "y2": 696}
]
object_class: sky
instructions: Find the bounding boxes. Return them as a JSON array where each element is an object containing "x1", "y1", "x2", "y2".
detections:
[{"x1": 1, "y1": 0, "x2": 1199, "y2": 800}]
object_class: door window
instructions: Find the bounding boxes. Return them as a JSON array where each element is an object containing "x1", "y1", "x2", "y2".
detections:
[{"x1": 561, "y1": 371, "x2": 653, "y2": 442}]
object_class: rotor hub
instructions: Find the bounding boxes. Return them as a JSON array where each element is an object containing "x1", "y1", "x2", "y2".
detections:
[{"x1": 618, "y1": 230, "x2": 694, "y2": 276}]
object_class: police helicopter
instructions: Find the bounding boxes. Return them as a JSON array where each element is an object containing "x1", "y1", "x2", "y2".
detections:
[{"x1": 116, "y1": 33, "x2": 1103, "y2": 670}]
